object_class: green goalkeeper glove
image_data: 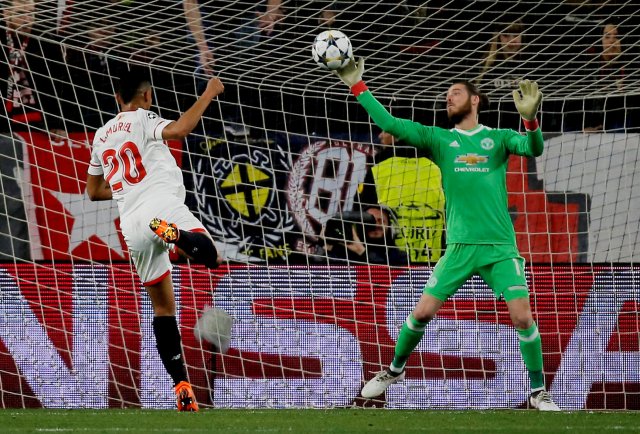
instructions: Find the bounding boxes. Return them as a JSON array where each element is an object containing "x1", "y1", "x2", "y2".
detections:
[
  {"x1": 512, "y1": 80, "x2": 542, "y2": 121},
  {"x1": 335, "y1": 57, "x2": 365, "y2": 87}
]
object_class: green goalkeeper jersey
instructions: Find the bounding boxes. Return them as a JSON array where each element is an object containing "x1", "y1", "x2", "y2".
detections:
[{"x1": 357, "y1": 90, "x2": 544, "y2": 245}]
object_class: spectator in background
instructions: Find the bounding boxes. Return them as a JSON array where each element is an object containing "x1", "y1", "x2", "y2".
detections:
[
  {"x1": 477, "y1": 20, "x2": 527, "y2": 94},
  {"x1": 182, "y1": 1, "x2": 338, "y2": 138},
  {"x1": 65, "y1": 20, "x2": 125, "y2": 131},
  {"x1": 183, "y1": 0, "x2": 261, "y2": 137},
  {"x1": 1, "y1": 0, "x2": 74, "y2": 135},
  {"x1": 128, "y1": 29, "x2": 190, "y2": 122},
  {"x1": 64, "y1": 0, "x2": 189, "y2": 128},
  {"x1": 183, "y1": 0, "x2": 216, "y2": 75},
  {"x1": 361, "y1": 131, "x2": 445, "y2": 264},
  {"x1": 182, "y1": 0, "x2": 337, "y2": 137},
  {"x1": 258, "y1": 0, "x2": 336, "y2": 36},
  {"x1": 476, "y1": 20, "x2": 532, "y2": 129},
  {"x1": 320, "y1": 205, "x2": 407, "y2": 265},
  {"x1": 184, "y1": 0, "x2": 279, "y2": 55},
  {"x1": 257, "y1": 0, "x2": 285, "y2": 36},
  {"x1": 588, "y1": 22, "x2": 624, "y2": 91},
  {"x1": 582, "y1": 21, "x2": 627, "y2": 132}
]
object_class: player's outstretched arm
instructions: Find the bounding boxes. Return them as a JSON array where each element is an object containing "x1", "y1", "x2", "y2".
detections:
[
  {"x1": 335, "y1": 57, "x2": 365, "y2": 88},
  {"x1": 513, "y1": 80, "x2": 542, "y2": 124},
  {"x1": 162, "y1": 77, "x2": 224, "y2": 140},
  {"x1": 334, "y1": 59, "x2": 431, "y2": 148},
  {"x1": 511, "y1": 80, "x2": 544, "y2": 157}
]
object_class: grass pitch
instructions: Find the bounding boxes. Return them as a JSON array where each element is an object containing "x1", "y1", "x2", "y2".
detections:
[{"x1": 1, "y1": 409, "x2": 637, "y2": 433}]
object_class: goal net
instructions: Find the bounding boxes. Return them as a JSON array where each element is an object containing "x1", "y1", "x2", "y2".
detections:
[{"x1": 1, "y1": 0, "x2": 639, "y2": 410}]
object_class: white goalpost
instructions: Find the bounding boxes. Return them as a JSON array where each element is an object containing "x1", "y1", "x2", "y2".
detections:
[{"x1": 1, "y1": 0, "x2": 639, "y2": 410}]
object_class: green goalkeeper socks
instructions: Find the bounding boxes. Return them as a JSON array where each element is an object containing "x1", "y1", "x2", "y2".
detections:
[
  {"x1": 391, "y1": 317, "x2": 546, "y2": 390},
  {"x1": 517, "y1": 322, "x2": 545, "y2": 391},
  {"x1": 390, "y1": 314, "x2": 429, "y2": 373}
]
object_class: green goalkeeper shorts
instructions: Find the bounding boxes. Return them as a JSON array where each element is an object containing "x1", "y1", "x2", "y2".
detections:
[{"x1": 423, "y1": 243, "x2": 529, "y2": 302}]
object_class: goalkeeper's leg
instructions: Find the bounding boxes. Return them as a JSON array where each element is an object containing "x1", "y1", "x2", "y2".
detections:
[
  {"x1": 507, "y1": 297, "x2": 560, "y2": 411},
  {"x1": 362, "y1": 250, "x2": 470, "y2": 398},
  {"x1": 361, "y1": 294, "x2": 443, "y2": 399},
  {"x1": 483, "y1": 254, "x2": 560, "y2": 410}
]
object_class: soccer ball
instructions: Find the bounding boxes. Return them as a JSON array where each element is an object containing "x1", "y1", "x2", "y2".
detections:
[
  {"x1": 194, "y1": 307, "x2": 233, "y2": 353},
  {"x1": 312, "y1": 30, "x2": 353, "y2": 71}
]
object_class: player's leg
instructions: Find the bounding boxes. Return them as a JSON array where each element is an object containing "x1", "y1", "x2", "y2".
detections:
[
  {"x1": 506, "y1": 296, "x2": 559, "y2": 411},
  {"x1": 145, "y1": 275, "x2": 185, "y2": 383},
  {"x1": 389, "y1": 294, "x2": 443, "y2": 375},
  {"x1": 361, "y1": 294, "x2": 445, "y2": 399},
  {"x1": 149, "y1": 206, "x2": 220, "y2": 269},
  {"x1": 361, "y1": 244, "x2": 472, "y2": 398},
  {"x1": 126, "y1": 221, "x2": 199, "y2": 412},
  {"x1": 480, "y1": 252, "x2": 560, "y2": 411},
  {"x1": 145, "y1": 275, "x2": 199, "y2": 412},
  {"x1": 175, "y1": 229, "x2": 220, "y2": 269}
]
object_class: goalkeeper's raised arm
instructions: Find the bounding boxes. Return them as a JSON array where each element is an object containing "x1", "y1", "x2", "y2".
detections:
[
  {"x1": 335, "y1": 58, "x2": 544, "y2": 159},
  {"x1": 334, "y1": 58, "x2": 435, "y2": 150},
  {"x1": 511, "y1": 79, "x2": 544, "y2": 156}
]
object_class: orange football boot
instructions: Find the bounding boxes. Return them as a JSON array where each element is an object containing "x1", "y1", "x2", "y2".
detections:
[
  {"x1": 149, "y1": 218, "x2": 179, "y2": 243},
  {"x1": 174, "y1": 381, "x2": 199, "y2": 412}
]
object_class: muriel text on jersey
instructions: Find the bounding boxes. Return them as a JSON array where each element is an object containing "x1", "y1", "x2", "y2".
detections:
[{"x1": 98, "y1": 121, "x2": 132, "y2": 143}]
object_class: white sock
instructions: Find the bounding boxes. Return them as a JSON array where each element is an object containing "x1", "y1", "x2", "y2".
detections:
[{"x1": 388, "y1": 363, "x2": 404, "y2": 374}]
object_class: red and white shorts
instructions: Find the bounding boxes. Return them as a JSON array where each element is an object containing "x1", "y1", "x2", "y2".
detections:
[{"x1": 120, "y1": 202, "x2": 207, "y2": 286}]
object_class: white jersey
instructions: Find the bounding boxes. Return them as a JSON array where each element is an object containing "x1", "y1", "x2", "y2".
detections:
[{"x1": 88, "y1": 109, "x2": 183, "y2": 220}]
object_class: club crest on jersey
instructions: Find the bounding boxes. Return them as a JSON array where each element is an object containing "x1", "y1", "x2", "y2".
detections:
[
  {"x1": 480, "y1": 138, "x2": 495, "y2": 150},
  {"x1": 455, "y1": 153, "x2": 489, "y2": 165}
]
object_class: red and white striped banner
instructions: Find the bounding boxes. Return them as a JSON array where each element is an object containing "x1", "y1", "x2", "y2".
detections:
[{"x1": 0, "y1": 264, "x2": 637, "y2": 410}]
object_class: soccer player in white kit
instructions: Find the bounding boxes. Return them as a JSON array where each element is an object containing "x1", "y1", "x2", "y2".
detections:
[{"x1": 86, "y1": 68, "x2": 224, "y2": 412}]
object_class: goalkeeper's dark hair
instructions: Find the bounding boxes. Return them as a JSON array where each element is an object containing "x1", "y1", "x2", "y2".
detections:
[
  {"x1": 454, "y1": 80, "x2": 490, "y2": 114},
  {"x1": 117, "y1": 67, "x2": 152, "y2": 104}
]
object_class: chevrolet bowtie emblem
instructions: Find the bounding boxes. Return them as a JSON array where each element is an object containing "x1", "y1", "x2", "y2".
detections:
[{"x1": 455, "y1": 153, "x2": 489, "y2": 165}]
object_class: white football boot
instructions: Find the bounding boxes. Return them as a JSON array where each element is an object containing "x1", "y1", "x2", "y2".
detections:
[
  {"x1": 361, "y1": 370, "x2": 405, "y2": 399},
  {"x1": 530, "y1": 391, "x2": 561, "y2": 411}
]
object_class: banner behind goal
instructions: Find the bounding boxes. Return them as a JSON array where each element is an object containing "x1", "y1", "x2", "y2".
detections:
[{"x1": 0, "y1": 0, "x2": 639, "y2": 409}]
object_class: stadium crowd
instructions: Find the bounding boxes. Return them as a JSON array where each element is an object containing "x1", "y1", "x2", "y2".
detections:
[
  {"x1": 1, "y1": 0, "x2": 638, "y2": 266},
  {"x1": 2, "y1": 0, "x2": 639, "y2": 136}
]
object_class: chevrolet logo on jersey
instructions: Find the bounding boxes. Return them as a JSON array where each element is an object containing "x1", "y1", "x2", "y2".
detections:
[{"x1": 455, "y1": 153, "x2": 489, "y2": 165}]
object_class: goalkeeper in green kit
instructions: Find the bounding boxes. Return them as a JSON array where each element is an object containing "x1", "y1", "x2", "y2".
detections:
[{"x1": 335, "y1": 59, "x2": 560, "y2": 411}]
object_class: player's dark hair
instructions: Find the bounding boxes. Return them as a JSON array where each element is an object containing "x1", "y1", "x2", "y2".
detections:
[
  {"x1": 453, "y1": 80, "x2": 490, "y2": 114},
  {"x1": 117, "y1": 68, "x2": 152, "y2": 104}
]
